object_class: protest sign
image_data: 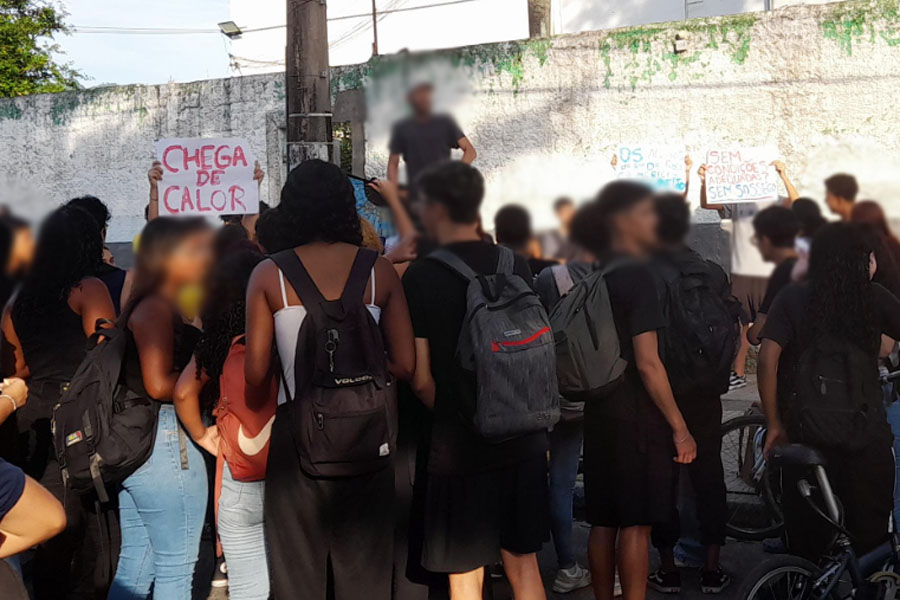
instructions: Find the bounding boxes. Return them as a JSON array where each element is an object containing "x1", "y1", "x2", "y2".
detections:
[
  {"x1": 155, "y1": 138, "x2": 259, "y2": 216},
  {"x1": 705, "y1": 148, "x2": 779, "y2": 204},
  {"x1": 615, "y1": 144, "x2": 687, "y2": 192}
]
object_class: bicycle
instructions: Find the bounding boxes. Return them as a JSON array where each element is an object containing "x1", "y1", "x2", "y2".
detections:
[
  {"x1": 721, "y1": 368, "x2": 900, "y2": 542},
  {"x1": 737, "y1": 444, "x2": 900, "y2": 600},
  {"x1": 721, "y1": 410, "x2": 783, "y2": 540}
]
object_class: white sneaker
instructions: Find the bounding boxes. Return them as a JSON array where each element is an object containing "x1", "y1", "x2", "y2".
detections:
[{"x1": 552, "y1": 564, "x2": 592, "y2": 594}]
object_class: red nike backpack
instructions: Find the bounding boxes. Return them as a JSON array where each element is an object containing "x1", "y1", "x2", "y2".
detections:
[{"x1": 214, "y1": 336, "x2": 278, "y2": 481}]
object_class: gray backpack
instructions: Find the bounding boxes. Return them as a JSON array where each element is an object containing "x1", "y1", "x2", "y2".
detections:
[
  {"x1": 549, "y1": 264, "x2": 627, "y2": 401},
  {"x1": 430, "y1": 247, "x2": 559, "y2": 439}
]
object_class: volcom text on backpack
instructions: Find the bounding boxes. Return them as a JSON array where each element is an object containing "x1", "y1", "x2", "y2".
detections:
[{"x1": 271, "y1": 248, "x2": 396, "y2": 478}]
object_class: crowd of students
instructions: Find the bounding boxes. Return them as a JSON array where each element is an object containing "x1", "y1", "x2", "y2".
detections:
[{"x1": 1, "y1": 84, "x2": 899, "y2": 600}]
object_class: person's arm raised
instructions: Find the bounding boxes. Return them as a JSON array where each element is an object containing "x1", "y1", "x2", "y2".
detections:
[
  {"x1": 682, "y1": 155, "x2": 693, "y2": 200},
  {"x1": 458, "y1": 136, "x2": 477, "y2": 165},
  {"x1": 698, "y1": 164, "x2": 725, "y2": 213},
  {"x1": 245, "y1": 260, "x2": 277, "y2": 387},
  {"x1": 174, "y1": 357, "x2": 218, "y2": 456},
  {"x1": 147, "y1": 161, "x2": 163, "y2": 221},
  {"x1": 633, "y1": 331, "x2": 696, "y2": 464},
  {"x1": 772, "y1": 161, "x2": 799, "y2": 204}
]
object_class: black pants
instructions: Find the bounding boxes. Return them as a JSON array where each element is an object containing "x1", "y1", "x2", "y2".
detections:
[
  {"x1": 265, "y1": 407, "x2": 395, "y2": 600},
  {"x1": 393, "y1": 435, "x2": 430, "y2": 600},
  {"x1": 652, "y1": 397, "x2": 727, "y2": 550},
  {"x1": 32, "y1": 452, "x2": 120, "y2": 600}
]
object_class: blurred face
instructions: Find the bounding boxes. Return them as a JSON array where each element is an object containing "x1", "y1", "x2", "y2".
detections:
[
  {"x1": 408, "y1": 86, "x2": 433, "y2": 116},
  {"x1": 755, "y1": 234, "x2": 775, "y2": 262},
  {"x1": 870, "y1": 251, "x2": 878, "y2": 280},
  {"x1": 556, "y1": 203, "x2": 575, "y2": 229},
  {"x1": 8, "y1": 227, "x2": 35, "y2": 274},
  {"x1": 419, "y1": 199, "x2": 444, "y2": 240},
  {"x1": 613, "y1": 197, "x2": 658, "y2": 253},
  {"x1": 241, "y1": 213, "x2": 260, "y2": 241},
  {"x1": 166, "y1": 229, "x2": 213, "y2": 287},
  {"x1": 825, "y1": 190, "x2": 841, "y2": 214}
]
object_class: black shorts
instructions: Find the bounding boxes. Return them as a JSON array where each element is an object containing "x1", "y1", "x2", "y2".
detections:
[
  {"x1": 583, "y1": 396, "x2": 675, "y2": 528},
  {"x1": 421, "y1": 453, "x2": 550, "y2": 573}
]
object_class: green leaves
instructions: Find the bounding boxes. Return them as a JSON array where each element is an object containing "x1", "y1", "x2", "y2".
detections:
[{"x1": 0, "y1": 0, "x2": 80, "y2": 97}]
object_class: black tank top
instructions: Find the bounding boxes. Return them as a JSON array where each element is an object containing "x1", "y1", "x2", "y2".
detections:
[
  {"x1": 13, "y1": 302, "x2": 87, "y2": 424},
  {"x1": 121, "y1": 310, "x2": 200, "y2": 401}
]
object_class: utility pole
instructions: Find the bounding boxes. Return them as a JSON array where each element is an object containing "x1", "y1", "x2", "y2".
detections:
[
  {"x1": 286, "y1": 0, "x2": 332, "y2": 170},
  {"x1": 527, "y1": 0, "x2": 551, "y2": 38},
  {"x1": 371, "y1": 0, "x2": 379, "y2": 55}
]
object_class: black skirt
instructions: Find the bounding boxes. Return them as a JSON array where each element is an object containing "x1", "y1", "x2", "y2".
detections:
[{"x1": 583, "y1": 378, "x2": 675, "y2": 528}]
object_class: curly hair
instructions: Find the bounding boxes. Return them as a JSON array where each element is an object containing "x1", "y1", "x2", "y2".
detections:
[
  {"x1": 808, "y1": 222, "x2": 877, "y2": 351},
  {"x1": 193, "y1": 247, "x2": 264, "y2": 383},
  {"x1": 13, "y1": 205, "x2": 103, "y2": 330},
  {"x1": 280, "y1": 159, "x2": 362, "y2": 247}
]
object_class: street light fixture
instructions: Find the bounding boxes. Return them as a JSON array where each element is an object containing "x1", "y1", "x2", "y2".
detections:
[{"x1": 218, "y1": 21, "x2": 243, "y2": 39}]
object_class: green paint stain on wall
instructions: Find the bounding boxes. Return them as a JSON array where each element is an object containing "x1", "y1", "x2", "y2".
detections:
[
  {"x1": 0, "y1": 102, "x2": 22, "y2": 121},
  {"x1": 822, "y1": 0, "x2": 900, "y2": 55}
]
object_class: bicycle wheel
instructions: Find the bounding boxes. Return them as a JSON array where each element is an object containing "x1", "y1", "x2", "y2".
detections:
[
  {"x1": 721, "y1": 412, "x2": 784, "y2": 540},
  {"x1": 736, "y1": 555, "x2": 820, "y2": 600}
]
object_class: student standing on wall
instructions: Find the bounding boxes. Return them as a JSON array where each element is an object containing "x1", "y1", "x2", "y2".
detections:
[
  {"x1": 699, "y1": 160, "x2": 799, "y2": 391},
  {"x1": 108, "y1": 218, "x2": 213, "y2": 600},
  {"x1": 244, "y1": 160, "x2": 415, "y2": 600},
  {"x1": 403, "y1": 161, "x2": 551, "y2": 600},
  {"x1": 569, "y1": 182, "x2": 697, "y2": 600},
  {"x1": 387, "y1": 83, "x2": 477, "y2": 205},
  {"x1": 2, "y1": 206, "x2": 119, "y2": 600}
]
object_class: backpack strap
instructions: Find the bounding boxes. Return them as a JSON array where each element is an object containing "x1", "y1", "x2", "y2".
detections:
[
  {"x1": 270, "y1": 250, "x2": 326, "y2": 307},
  {"x1": 342, "y1": 248, "x2": 379, "y2": 303},
  {"x1": 429, "y1": 248, "x2": 478, "y2": 281},
  {"x1": 551, "y1": 264, "x2": 575, "y2": 296},
  {"x1": 496, "y1": 246, "x2": 515, "y2": 275}
]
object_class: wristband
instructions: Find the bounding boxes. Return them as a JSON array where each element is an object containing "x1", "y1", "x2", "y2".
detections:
[
  {"x1": 674, "y1": 433, "x2": 690, "y2": 444},
  {"x1": 1, "y1": 394, "x2": 17, "y2": 412}
]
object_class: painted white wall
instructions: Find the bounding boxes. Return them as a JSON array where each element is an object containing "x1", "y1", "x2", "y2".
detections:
[{"x1": 2, "y1": 1, "x2": 899, "y2": 244}]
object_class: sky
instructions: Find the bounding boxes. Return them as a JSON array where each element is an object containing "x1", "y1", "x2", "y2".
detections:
[
  {"x1": 55, "y1": 0, "x2": 234, "y2": 86},
  {"x1": 53, "y1": 0, "x2": 529, "y2": 86}
]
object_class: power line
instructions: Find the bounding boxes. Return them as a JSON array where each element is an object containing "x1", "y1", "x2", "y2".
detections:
[{"x1": 71, "y1": 0, "x2": 483, "y2": 35}]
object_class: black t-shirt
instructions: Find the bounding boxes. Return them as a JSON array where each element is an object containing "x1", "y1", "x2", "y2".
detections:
[
  {"x1": 592, "y1": 260, "x2": 669, "y2": 424},
  {"x1": 388, "y1": 114, "x2": 464, "y2": 196},
  {"x1": 760, "y1": 282, "x2": 900, "y2": 439},
  {"x1": 402, "y1": 241, "x2": 549, "y2": 475},
  {"x1": 527, "y1": 256, "x2": 559, "y2": 278},
  {"x1": 759, "y1": 257, "x2": 797, "y2": 315}
]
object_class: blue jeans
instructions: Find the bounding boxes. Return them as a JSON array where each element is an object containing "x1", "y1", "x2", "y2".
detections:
[
  {"x1": 885, "y1": 400, "x2": 900, "y2": 529},
  {"x1": 218, "y1": 461, "x2": 268, "y2": 600},
  {"x1": 108, "y1": 405, "x2": 208, "y2": 600},
  {"x1": 548, "y1": 419, "x2": 583, "y2": 570}
]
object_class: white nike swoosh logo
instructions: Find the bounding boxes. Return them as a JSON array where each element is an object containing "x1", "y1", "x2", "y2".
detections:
[{"x1": 237, "y1": 415, "x2": 275, "y2": 456}]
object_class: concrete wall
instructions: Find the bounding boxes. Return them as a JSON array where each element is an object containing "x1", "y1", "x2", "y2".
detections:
[{"x1": 2, "y1": 0, "x2": 900, "y2": 245}]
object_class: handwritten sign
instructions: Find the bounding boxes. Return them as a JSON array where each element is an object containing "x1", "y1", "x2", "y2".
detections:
[
  {"x1": 705, "y1": 148, "x2": 779, "y2": 204},
  {"x1": 615, "y1": 144, "x2": 686, "y2": 192},
  {"x1": 155, "y1": 138, "x2": 259, "y2": 216}
]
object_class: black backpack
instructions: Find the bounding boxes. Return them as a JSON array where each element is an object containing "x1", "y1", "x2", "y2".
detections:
[
  {"x1": 52, "y1": 323, "x2": 158, "y2": 502},
  {"x1": 657, "y1": 250, "x2": 742, "y2": 396},
  {"x1": 271, "y1": 248, "x2": 396, "y2": 477},
  {"x1": 791, "y1": 335, "x2": 879, "y2": 452}
]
